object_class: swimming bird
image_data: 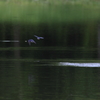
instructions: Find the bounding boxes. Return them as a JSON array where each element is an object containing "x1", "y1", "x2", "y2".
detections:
[
  {"x1": 25, "y1": 39, "x2": 36, "y2": 45},
  {"x1": 34, "y1": 35, "x2": 44, "y2": 40}
]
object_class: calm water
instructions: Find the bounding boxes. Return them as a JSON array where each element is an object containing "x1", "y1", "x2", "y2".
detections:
[{"x1": 0, "y1": 47, "x2": 100, "y2": 100}]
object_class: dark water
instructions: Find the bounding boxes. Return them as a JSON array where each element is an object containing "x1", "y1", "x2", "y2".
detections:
[{"x1": 0, "y1": 47, "x2": 100, "y2": 100}]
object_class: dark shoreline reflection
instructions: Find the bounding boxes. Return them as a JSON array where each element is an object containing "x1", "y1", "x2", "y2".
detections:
[{"x1": 0, "y1": 47, "x2": 98, "y2": 59}]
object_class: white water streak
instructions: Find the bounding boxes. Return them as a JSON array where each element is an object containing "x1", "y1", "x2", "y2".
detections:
[
  {"x1": 59, "y1": 62, "x2": 100, "y2": 67},
  {"x1": 0, "y1": 40, "x2": 19, "y2": 42}
]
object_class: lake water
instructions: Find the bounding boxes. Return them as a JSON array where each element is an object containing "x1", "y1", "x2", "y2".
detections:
[{"x1": 0, "y1": 47, "x2": 100, "y2": 100}]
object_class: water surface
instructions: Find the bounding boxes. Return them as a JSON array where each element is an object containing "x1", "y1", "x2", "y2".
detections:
[{"x1": 0, "y1": 47, "x2": 100, "y2": 100}]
